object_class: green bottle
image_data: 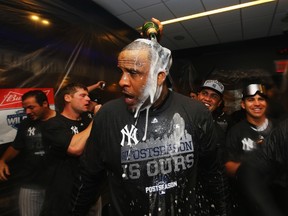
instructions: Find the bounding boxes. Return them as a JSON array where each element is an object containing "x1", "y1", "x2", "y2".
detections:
[{"x1": 142, "y1": 21, "x2": 159, "y2": 41}]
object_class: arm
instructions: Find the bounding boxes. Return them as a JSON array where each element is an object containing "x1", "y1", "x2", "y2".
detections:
[
  {"x1": 67, "y1": 120, "x2": 93, "y2": 156},
  {"x1": 0, "y1": 146, "x2": 19, "y2": 181},
  {"x1": 198, "y1": 111, "x2": 231, "y2": 216},
  {"x1": 223, "y1": 127, "x2": 242, "y2": 177},
  {"x1": 67, "y1": 104, "x2": 102, "y2": 155},
  {"x1": 87, "y1": 81, "x2": 105, "y2": 92},
  {"x1": 225, "y1": 161, "x2": 241, "y2": 177}
]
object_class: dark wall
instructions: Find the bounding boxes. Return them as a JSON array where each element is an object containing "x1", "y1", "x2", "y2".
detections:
[{"x1": 170, "y1": 34, "x2": 288, "y2": 93}]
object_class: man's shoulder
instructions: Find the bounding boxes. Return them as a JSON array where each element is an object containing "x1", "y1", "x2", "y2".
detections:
[
  {"x1": 227, "y1": 119, "x2": 249, "y2": 133},
  {"x1": 171, "y1": 91, "x2": 206, "y2": 109},
  {"x1": 101, "y1": 98, "x2": 126, "y2": 112}
]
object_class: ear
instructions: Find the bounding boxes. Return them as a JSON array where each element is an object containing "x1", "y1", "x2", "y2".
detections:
[
  {"x1": 64, "y1": 94, "x2": 72, "y2": 103},
  {"x1": 157, "y1": 71, "x2": 167, "y2": 86},
  {"x1": 241, "y1": 100, "x2": 245, "y2": 110},
  {"x1": 216, "y1": 100, "x2": 222, "y2": 108},
  {"x1": 42, "y1": 101, "x2": 49, "y2": 107}
]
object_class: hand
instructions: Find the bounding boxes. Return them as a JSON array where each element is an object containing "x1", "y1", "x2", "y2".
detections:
[
  {"x1": 93, "y1": 104, "x2": 102, "y2": 115},
  {"x1": 87, "y1": 81, "x2": 106, "y2": 92},
  {"x1": 97, "y1": 81, "x2": 106, "y2": 90},
  {"x1": 0, "y1": 160, "x2": 10, "y2": 181},
  {"x1": 151, "y1": 17, "x2": 163, "y2": 40},
  {"x1": 140, "y1": 17, "x2": 163, "y2": 41}
]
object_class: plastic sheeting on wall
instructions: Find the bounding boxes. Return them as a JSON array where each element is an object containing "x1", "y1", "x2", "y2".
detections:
[{"x1": 0, "y1": 0, "x2": 139, "y2": 102}]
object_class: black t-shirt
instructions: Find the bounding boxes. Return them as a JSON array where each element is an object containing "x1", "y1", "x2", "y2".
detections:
[
  {"x1": 40, "y1": 114, "x2": 91, "y2": 216},
  {"x1": 236, "y1": 119, "x2": 288, "y2": 216},
  {"x1": 74, "y1": 91, "x2": 226, "y2": 216},
  {"x1": 225, "y1": 118, "x2": 276, "y2": 163},
  {"x1": 12, "y1": 118, "x2": 51, "y2": 188}
]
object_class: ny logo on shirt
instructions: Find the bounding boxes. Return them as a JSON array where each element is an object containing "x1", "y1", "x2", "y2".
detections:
[
  {"x1": 27, "y1": 127, "x2": 36, "y2": 136},
  {"x1": 121, "y1": 125, "x2": 139, "y2": 147},
  {"x1": 242, "y1": 137, "x2": 255, "y2": 151},
  {"x1": 71, "y1": 126, "x2": 79, "y2": 134}
]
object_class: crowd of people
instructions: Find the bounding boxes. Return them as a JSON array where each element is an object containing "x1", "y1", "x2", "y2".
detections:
[{"x1": 0, "y1": 18, "x2": 288, "y2": 216}]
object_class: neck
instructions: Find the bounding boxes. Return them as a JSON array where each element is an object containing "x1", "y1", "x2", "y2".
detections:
[
  {"x1": 42, "y1": 109, "x2": 56, "y2": 121},
  {"x1": 61, "y1": 107, "x2": 81, "y2": 120},
  {"x1": 246, "y1": 115, "x2": 267, "y2": 126},
  {"x1": 151, "y1": 85, "x2": 169, "y2": 110}
]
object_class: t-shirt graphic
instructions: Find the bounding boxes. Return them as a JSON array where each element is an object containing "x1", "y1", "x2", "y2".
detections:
[{"x1": 121, "y1": 113, "x2": 194, "y2": 195}]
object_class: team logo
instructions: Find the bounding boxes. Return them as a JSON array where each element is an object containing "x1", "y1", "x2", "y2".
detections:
[
  {"x1": 121, "y1": 125, "x2": 139, "y2": 146},
  {"x1": 71, "y1": 126, "x2": 79, "y2": 134},
  {"x1": 242, "y1": 137, "x2": 256, "y2": 151},
  {"x1": 27, "y1": 127, "x2": 36, "y2": 136}
]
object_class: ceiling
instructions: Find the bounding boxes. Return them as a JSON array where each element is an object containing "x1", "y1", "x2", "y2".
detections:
[{"x1": 91, "y1": 0, "x2": 288, "y2": 51}]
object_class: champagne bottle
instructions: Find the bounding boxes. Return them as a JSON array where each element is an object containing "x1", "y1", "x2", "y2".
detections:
[{"x1": 141, "y1": 21, "x2": 159, "y2": 42}]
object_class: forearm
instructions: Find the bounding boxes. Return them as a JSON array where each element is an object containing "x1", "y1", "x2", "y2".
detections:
[
  {"x1": 87, "y1": 81, "x2": 105, "y2": 92},
  {"x1": 67, "y1": 121, "x2": 93, "y2": 156},
  {"x1": 0, "y1": 146, "x2": 19, "y2": 181},
  {"x1": 224, "y1": 161, "x2": 241, "y2": 177},
  {"x1": 0, "y1": 146, "x2": 19, "y2": 162}
]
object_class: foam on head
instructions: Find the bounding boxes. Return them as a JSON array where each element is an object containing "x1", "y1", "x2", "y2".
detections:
[{"x1": 122, "y1": 38, "x2": 172, "y2": 116}]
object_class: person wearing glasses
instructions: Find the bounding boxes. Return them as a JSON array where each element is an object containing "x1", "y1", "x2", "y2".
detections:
[{"x1": 224, "y1": 82, "x2": 278, "y2": 216}]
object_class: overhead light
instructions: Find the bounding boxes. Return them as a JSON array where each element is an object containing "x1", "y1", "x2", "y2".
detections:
[
  {"x1": 30, "y1": 15, "x2": 40, "y2": 21},
  {"x1": 29, "y1": 14, "x2": 51, "y2": 26},
  {"x1": 161, "y1": 0, "x2": 275, "y2": 25},
  {"x1": 41, "y1": 20, "x2": 50, "y2": 25}
]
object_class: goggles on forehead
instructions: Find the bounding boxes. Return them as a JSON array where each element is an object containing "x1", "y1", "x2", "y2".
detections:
[{"x1": 242, "y1": 84, "x2": 267, "y2": 98}]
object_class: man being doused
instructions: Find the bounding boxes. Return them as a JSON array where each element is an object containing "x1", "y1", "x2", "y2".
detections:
[{"x1": 70, "y1": 38, "x2": 227, "y2": 216}]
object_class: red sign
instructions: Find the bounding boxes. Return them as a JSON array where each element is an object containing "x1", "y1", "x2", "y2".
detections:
[
  {"x1": 0, "y1": 88, "x2": 55, "y2": 145},
  {"x1": 0, "y1": 88, "x2": 54, "y2": 109}
]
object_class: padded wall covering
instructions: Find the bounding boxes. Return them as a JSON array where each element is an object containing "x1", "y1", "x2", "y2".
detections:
[
  {"x1": 0, "y1": 1, "x2": 140, "y2": 215},
  {"x1": 0, "y1": 0, "x2": 139, "y2": 101}
]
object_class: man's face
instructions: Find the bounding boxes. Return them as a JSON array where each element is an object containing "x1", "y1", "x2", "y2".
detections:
[
  {"x1": 190, "y1": 92, "x2": 197, "y2": 99},
  {"x1": 241, "y1": 94, "x2": 267, "y2": 119},
  {"x1": 118, "y1": 49, "x2": 150, "y2": 110},
  {"x1": 22, "y1": 96, "x2": 47, "y2": 121},
  {"x1": 197, "y1": 88, "x2": 222, "y2": 112},
  {"x1": 66, "y1": 88, "x2": 90, "y2": 114}
]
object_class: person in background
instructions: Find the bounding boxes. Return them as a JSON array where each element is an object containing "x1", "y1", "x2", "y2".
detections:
[
  {"x1": 197, "y1": 79, "x2": 233, "y2": 133},
  {"x1": 224, "y1": 83, "x2": 278, "y2": 216},
  {"x1": 39, "y1": 83, "x2": 101, "y2": 216},
  {"x1": 0, "y1": 90, "x2": 56, "y2": 216},
  {"x1": 197, "y1": 79, "x2": 232, "y2": 215},
  {"x1": 70, "y1": 38, "x2": 228, "y2": 216},
  {"x1": 189, "y1": 90, "x2": 198, "y2": 99},
  {"x1": 237, "y1": 118, "x2": 288, "y2": 216}
]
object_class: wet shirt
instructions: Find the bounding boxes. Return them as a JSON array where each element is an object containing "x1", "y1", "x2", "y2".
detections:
[
  {"x1": 78, "y1": 91, "x2": 222, "y2": 216},
  {"x1": 12, "y1": 118, "x2": 50, "y2": 188}
]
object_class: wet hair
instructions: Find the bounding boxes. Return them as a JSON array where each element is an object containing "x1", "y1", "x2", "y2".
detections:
[
  {"x1": 22, "y1": 90, "x2": 48, "y2": 106},
  {"x1": 121, "y1": 38, "x2": 172, "y2": 76}
]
